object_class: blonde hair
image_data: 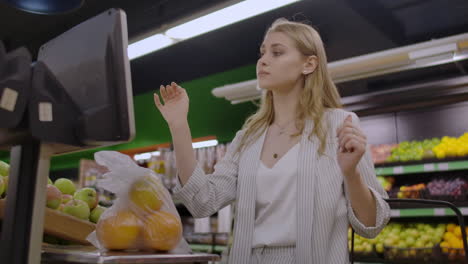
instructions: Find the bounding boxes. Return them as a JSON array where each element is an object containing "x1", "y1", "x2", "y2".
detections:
[{"x1": 237, "y1": 18, "x2": 342, "y2": 155}]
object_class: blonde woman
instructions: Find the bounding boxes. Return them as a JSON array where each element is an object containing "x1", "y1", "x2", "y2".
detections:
[{"x1": 154, "y1": 18, "x2": 390, "y2": 264}]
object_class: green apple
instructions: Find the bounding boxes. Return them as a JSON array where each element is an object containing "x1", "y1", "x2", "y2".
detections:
[
  {"x1": 48, "y1": 178, "x2": 53, "y2": 185},
  {"x1": 74, "y1": 187, "x2": 98, "y2": 209},
  {"x1": 46, "y1": 184, "x2": 62, "y2": 209},
  {"x1": 62, "y1": 199, "x2": 90, "y2": 220},
  {"x1": 54, "y1": 178, "x2": 76, "y2": 195},
  {"x1": 0, "y1": 160, "x2": 9, "y2": 177},
  {"x1": 2, "y1": 176, "x2": 8, "y2": 197},
  {"x1": 0, "y1": 177, "x2": 5, "y2": 197},
  {"x1": 89, "y1": 205, "x2": 105, "y2": 223},
  {"x1": 61, "y1": 194, "x2": 73, "y2": 204}
]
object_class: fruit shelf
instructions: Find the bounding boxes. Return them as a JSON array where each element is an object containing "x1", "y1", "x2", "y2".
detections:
[
  {"x1": 351, "y1": 199, "x2": 468, "y2": 264},
  {"x1": 375, "y1": 159, "x2": 468, "y2": 176},
  {"x1": 0, "y1": 199, "x2": 95, "y2": 245}
]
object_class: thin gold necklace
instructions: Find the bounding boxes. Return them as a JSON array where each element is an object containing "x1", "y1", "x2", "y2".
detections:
[
  {"x1": 272, "y1": 120, "x2": 295, "y2": 158},
  {"x1": 273, "y1": 120, "x2": 295, "y2": 135}
]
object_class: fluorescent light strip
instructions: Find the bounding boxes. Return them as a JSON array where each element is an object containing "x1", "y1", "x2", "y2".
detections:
[
  {"x1": 193, "y1": 139, "x2": 218, "y2": 149},
  {"x1": 134, "y1": 140, "x2": 218, "y2": 161},
  {"x1": 134, "y1": 151, "x2": 161, "y2": 161},
  {"x1": 128, "y1": 34, "x2": 174, "y2": 60},
  {"x1": 128, "y1": 0, "x2": 302, "y2": 60},
  {"x1": 166, "y1": 0, "x2": 302, "y2": 40}
]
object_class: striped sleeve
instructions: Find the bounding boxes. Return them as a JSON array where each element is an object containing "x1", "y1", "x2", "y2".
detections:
[
  {"x1": 345, "y1": 112, "x2": 391, "y2": 238},
  {"x1": 172, "y1": 130, "x2": 244, "y2": 218}
]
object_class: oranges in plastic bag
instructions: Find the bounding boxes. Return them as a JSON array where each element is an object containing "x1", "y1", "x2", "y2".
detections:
[
  {"x1": 142, "y1": 211, "x2": 183, "y2": 251},
  {"x1": 96, "y1": 210, "x2": 141, "y2": 250},
  {"x1": 129, "y1": 176, "x2": 163, "y2": 213}
]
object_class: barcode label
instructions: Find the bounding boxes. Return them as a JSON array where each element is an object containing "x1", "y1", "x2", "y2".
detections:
[
  {"x1": 393, "y1": 166, "x2": 404, "y2": 174},
  {"x1": 438, "y1": 163, "x2": 449, "y2": 171},
  {"x1": 424, "y1": 164, "x2": 435, "y2": 171}
]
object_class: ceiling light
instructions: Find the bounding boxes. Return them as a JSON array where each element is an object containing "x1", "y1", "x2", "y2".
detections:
[
  {"x1": 128, "y1": 0, "x2": 302, "y2": 60},
  {"x1": 165, "y1": 0, "x2": 302, "y2": 40},
  {"x1": 128, "y1": 34, "x2": 174, "y2": 60},
  {"x1": 212, "y1": 32, "x2": 468, "y2": 104}
]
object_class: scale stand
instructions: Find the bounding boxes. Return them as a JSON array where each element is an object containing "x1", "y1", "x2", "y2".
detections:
[{"x1": 0, "y1": 140, "x2": 53, "y2": 264}]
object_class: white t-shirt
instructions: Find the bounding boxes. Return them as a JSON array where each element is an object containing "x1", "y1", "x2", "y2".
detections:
[{"x1": 252, "y1": 143, "x2": 299, "y2": 248}]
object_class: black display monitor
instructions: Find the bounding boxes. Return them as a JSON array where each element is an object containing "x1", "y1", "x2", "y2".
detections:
[
  {"x1": 0, "y1": 8, "x2": 135, "y2": 264},
  {"x1": 29, "y1": 8, "x2": 135, "y2": 152}
]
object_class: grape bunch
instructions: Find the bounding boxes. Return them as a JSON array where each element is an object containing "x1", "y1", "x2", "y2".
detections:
[{"x1": 426, "y1": 178, "x2": 468, "y2": 196}]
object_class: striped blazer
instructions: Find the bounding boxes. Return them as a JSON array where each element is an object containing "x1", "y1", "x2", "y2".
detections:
[{"x1": 173, "y1": 108, "x2": 391, "y2": 263}]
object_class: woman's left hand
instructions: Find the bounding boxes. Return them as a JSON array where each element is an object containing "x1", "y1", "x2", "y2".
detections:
[{"x1": 336, "y1": 115, "x2": 367, "y2": 178}]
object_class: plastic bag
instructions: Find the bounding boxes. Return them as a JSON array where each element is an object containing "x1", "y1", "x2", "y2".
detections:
[{"x1": 86, "y1": 151, "x2": 190, "y2": 253}]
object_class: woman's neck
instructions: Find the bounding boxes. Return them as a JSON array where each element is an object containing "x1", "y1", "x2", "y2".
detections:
[{"x1": 271, "y1": 85, "x2": 301, "y2": 126}]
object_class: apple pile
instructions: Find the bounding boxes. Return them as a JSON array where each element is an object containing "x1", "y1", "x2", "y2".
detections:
[
  {"x1": 426, "y1": 178, "x2": 468, "y2": 197},
  {"x1": 349, "y1": 223, "x2": 445, "y2": 255},
  {"x1": 48, "y1": 178, "x2": 106, "y2": 223},
  {"x1": 387, "y1": 138, "x2": 440, "y2": 163},
  {"x1": 433, "y1": 133, "x2": 468, "y2": 159},
  {"x1": 370, "y1": 144, "x2": 398, "y2": 164},
  {"x1": 348, "y1": 227, "x2": 375, "y2": 254},
  {"x1": 0, "y1": 160, "x2": 10, "y2": 198}
]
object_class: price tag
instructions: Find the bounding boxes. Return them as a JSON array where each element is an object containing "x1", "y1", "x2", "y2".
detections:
[
  {"x1": 391, "y1": 210, "x2": 400, "y2": 217},
  {"x1": 423, "y1": 164, "x2": 435, "y2": 172},
  {"x1": 434, "y1": 208, "x2": 445, "y2": 216},
  {"x1": 438, "y1": 163, "x2": 449, "y2": 171},
  {"x1": 393, "y1": 166, "x2": 404, "y2": 174}
]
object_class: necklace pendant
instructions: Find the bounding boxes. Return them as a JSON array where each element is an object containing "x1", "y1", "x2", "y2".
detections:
[{"x1": 273, "y1": 153, "x2": 278, "y2": 159}]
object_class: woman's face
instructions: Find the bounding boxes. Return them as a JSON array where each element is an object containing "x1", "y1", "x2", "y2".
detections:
[{"x1": 257, "y1": 31, "x2": 307, "y2": 92}]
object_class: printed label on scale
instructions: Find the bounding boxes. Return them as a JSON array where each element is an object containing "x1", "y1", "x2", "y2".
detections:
[
  {"x1": 39, "y1": 102, "x2": 53, "y2": 122},
  {"x1": 0, "y1": 87, "x2": 18, "y2": 112}
]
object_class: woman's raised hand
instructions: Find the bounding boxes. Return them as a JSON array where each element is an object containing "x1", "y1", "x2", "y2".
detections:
[{"x1": 153, "y1": 82, "x2": 189, "y2": 127}]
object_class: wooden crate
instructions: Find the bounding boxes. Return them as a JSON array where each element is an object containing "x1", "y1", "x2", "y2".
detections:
[{"x1": 0, "y1": 199, "x2": 95, "y2": 245}]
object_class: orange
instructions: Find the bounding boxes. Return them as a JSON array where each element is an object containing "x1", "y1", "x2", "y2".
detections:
[
  {"x1": 129, "y1": 176, "x2": 164, "y2": 214},
  {"x1": 96, "y1": 210, "x2": 141, "y2": 250},
  {"x1": 142, "y1": 211, "x2": 182, "y2": 251}
]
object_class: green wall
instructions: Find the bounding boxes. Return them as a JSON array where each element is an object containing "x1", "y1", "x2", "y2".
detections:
[{"x1": 0, "y1": 64, "x2": 258, "y2": 170}]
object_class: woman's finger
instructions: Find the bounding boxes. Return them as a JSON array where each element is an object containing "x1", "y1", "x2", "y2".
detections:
[
  {"x1": 165, "y1": 85, "x2": 173, "y2": 98},
  {"x1": 153, "y1": 93, "x2": 163, "y2": 109},
  {"x1": 160, "y1": 85, "x2": 168, "y2": 100}
]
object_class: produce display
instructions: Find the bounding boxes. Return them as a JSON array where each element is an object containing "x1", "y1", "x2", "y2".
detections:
[
  {"x1": 1, "y1": 160, "x2": 105, "y2": 224},
  {"x1": 370, "y1": 132, "x2": 468, "y2": 164},
  {"x1": 433, "y1": 134, "x2": 468, "y2": 159},
  {"x1": 350, "y1": 223, "x2": 447, "y2": 262},
  {"x1": 426, "y1": 178, "x2": 468, "y2": 198},
  {"x1": 387, "y1": 138, "x2": 440, "y2": 163},
  {"x1": 396, "y1": 183, "x2": 426, "y2": 199}
]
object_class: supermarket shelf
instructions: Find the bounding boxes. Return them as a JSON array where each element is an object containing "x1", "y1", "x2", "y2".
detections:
[
  {"x1": 375, "y1": 159, "x2": 468, "y2": 176},
  {"x1": 391, "y1": 206, "x2": 468, "y2": 218}
]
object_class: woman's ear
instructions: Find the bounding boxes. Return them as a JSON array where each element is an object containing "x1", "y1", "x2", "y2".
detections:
[{"x1": 302, "y1": 55, "x2": 318, "y2": 75}]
